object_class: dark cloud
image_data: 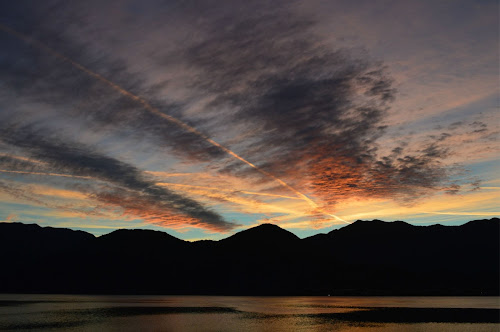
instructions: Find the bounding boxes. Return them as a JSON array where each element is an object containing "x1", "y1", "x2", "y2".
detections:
[
  {"x1": 448, "y1": 121, "x2": 464, "y2": 130},
  {"x1": 0, "y1": 125, "x2": 236, "y2": 231},
  {"x1": 444, "y1": 184, "x2": 461, "y2": 195},
  {"x1": 0, "y1": 2, "x2": 228, "y2": 163},
  {"x1": 0, "y1": 0, "x2": 486, "y2": 220},
  {"x1": 470, "y1": 121, "x2": 488, "y2": 133},
  {"x1": 168, "y1": 2, "x2": 470, "y2": 204},
  {"x1": 0, "y1": 155, "x2": 40, "y2": 171},
  {"x1": 469, "y1": 179, "x2": 482, "y2": 192}
]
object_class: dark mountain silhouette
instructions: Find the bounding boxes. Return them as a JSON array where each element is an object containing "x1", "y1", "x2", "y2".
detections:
[
  {"x1": 0, "y1": 218, "x2": 498, "y2": 295},
  {"x1": 0, "y1": 222, "x2": 94, "y2": 252},
  {"x1": 95, "y1": 228, "x2": 188, "y2": 254},
  {"x1": 221, "y1": 223, "x2": 299, "y2": 245},
  {"x1": 218, "y1": 223, "x2": 300, "y2": 254}
]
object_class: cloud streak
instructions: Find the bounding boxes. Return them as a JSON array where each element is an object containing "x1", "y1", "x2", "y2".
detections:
[
  {"x1": 0, "y1": 0, "x2": 495, "y2": 233},
  {"x1": 0, "y1": 19, "x2": 342, "y2": 222},
  {"x1": 170, "y1": 3, "x2": 477, "y2": 207},
  {"x1": 0, "y1": 125, "x2": 237, "y2": 231}
]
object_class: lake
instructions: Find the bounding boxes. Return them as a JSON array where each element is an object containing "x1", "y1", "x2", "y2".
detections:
[{"x1": 0, "y1": 295, "x2": 498, "y2": 331}]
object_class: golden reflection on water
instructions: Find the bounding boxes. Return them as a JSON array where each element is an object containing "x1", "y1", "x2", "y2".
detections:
[
  {"x1": 0, "y1": 295, "x2": 498, "y2": 331},
  {"x1": 92, "y1": 315, "x2": 499, "y2": 332}
]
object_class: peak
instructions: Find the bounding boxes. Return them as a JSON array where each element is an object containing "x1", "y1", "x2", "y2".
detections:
[
  {"x1": 349, "y1": 219, "x2": 412, "y2": 227},
  {"x1": 254, "y1": 223, "x2": 283, "y2": 229},
  {"x1": 462, "y1": 217, "x2": 499, "y2": 227},
  {"x1": 329, "y1": 219, "x2": 413, "y2": 235},
  {"x1": 99, "y1": 228, "x2": 184, "y2": 243},
  {"x1": 0, "y1": 222, "x2": 94, "y2": 240},
  {"x1": 352, "y1": 219, "x2": 382, "y2": 224},
  {"x1": 393, "y1": 220, "x2": 410, "y2": 225},
  {"x1": 104, "y1": 228, "x2": 171, "y2": 235},
  {"x1": 246, "y1": 223, "x2": 298, "y2": 235},
  {"x1": 0, "y1": 222, "x2": 41, "y2": 229},
  {"x1": 221, "y1": 223, "x2": 299, "y2": 244}
]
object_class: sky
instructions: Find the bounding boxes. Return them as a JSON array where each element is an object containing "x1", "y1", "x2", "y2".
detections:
[{"x1": 0, "y1": 0, "x2": 498, "y2": 240}]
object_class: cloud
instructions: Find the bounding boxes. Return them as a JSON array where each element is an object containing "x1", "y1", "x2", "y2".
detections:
[
  {"x1": 0, "y1": 125, "x2": 237, "y2": 231},
  {"x1": 167, "y1": 3, "x2": 475, "y2": 206},
  {"x1": 0, "y1": 4, "x2": 227, "y2": 163},
  {"x1": 0, "y1": 0, "x2": 493, "y2": 230},
  {"x1": 0, "y1": 213, "x2": 17, "y2": 223}
]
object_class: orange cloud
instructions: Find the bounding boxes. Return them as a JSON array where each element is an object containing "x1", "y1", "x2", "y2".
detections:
[
  {"x1": 0, "y1": 153, "x2": 47, "y2": 165},
  {"x1": 0, "y1": 23, "x2": 329, "y2": 225},
  {"x1": 156, "y1": 182, "x2": 300, "y2": 200},
  {"x1": 1, "y1": 213, "x2": 18, "y2": 223},
  {"x1": 30, "y1": 185, "x2": 88, "y2": 200},
  {"x1": 93, "y1": 191, "x2": 232, "y2": 233}
]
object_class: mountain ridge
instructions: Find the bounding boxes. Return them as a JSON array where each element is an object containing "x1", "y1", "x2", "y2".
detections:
[
  {"x1": 3, "y1": 217, "x2": 497, "y2": 242},
  {"x1": 0, "y1": 218, "x2": 498, "y2": 295}
]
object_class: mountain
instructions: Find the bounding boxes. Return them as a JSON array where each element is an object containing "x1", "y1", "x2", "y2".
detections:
[
  {"x1": 95, "y1": 228, "x2": 188, "y2": 254},
  {"x1": 315, "y1": 219, "x2": 500, "y2": 294},
  {"x1": 0, "y1": 218, "x2": 498, "y2": 295},
  {"x1": 0, "y1": 223, "x2": 95, "y2": 293},
  {"x1": 219, "y1": 223, "x2": 299, "y2": 251},
  {"x1": 222, "y1": 223, "x2": 299, "y2": 243},
  {"x1": 0, "y1": 222, "x2": 94, "y2": 253}
]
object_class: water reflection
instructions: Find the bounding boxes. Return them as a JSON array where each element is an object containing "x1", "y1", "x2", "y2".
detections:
[{"x1": 0, "y1": 295, "x2": 498, "y2": 331}]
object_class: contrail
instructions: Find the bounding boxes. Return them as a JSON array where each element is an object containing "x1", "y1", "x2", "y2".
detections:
[
  {"x1": 0, "y1": 169, "x2": 94, "y2": 180},
  {"x1": 0, "y1": 23, "x2": 348, "y2": 224},
  {"x1": 145, "y1": 171, "x2": 197, "y2": 178},
  {"x1": 0, "y1": 153, "x2": 48, "y2": 165},
  {"x1": 157, "y1": 182, "x2": 302, "y2": 216},
  {"x1": 156, "y1": 182, "x2": 301, "y2": 200},
  {"x1": 240, "y1": 190, "x2": 301, "y2": 200}
]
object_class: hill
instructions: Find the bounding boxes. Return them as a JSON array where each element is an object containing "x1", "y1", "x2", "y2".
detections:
[{"x1": 0, "y1": 218, "x2": 498, "y2": 295}]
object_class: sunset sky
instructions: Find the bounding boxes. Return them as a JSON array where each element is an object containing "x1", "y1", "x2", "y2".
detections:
[{"x1": 0, "y1": 0, "x2": 498, "y2": 240}]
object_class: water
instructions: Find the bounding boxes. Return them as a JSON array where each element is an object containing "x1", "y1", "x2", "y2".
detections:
[{"x1": 0, "y1": 295, "x2": 498, "y2": 331}]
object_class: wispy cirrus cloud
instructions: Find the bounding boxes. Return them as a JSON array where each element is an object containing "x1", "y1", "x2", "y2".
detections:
[
  {"x1": 0, "y1": 125, "x2": 237, "y2": 231},
  {"x1": 164, "y1": 3, "x2": 484, "y2": 207},
  {"x1": 0, "y1": 213, "x2": 17, "y2": 223},
  {"x1": 0, "y1": 0, "x2": 496, "y2": 233}
]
